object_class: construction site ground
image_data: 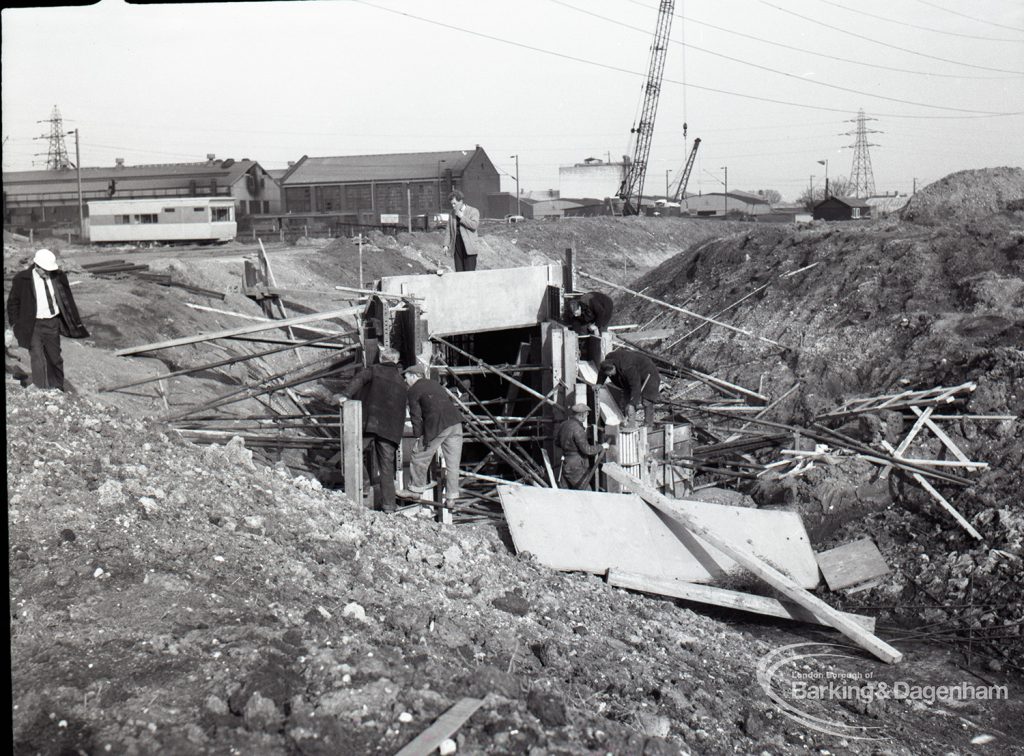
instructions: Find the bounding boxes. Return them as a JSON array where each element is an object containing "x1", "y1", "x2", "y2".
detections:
[{"x1": 6, "y1": 171, "x2": 1024, "y2": 755}]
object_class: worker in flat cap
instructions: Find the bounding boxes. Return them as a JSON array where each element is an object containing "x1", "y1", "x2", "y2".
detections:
[
  {"x1": 597, "y1": 349, "x2": 660, "y2": 429},
  {"x1": 556, "y1": 402, "x2": 608, "y2": 490},
  {"x1": 398, "y1": 363, "x2": 464, "y2": 506},
  {"x1": 568, "y1": 291, "x2": 614, "y2": 337},
  {"x1": 5, "y1": 248, "x2": 89, "y2": 391},
  {"x1": 338, "y1": 346, "x2": 407, "y2": 513}
]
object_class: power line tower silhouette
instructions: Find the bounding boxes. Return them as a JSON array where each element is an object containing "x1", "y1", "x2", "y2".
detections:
[
  {"x1": 37, "y1": 105, "x2": 73, "y2": 170},
  {"x1": 841, "y1": 109, "x2": 882, "y2": 198}
]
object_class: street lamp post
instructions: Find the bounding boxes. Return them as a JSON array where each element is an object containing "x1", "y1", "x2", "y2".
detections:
[
  {"x1": 666, "y1": 169, "x2": 671, "y2": 199},
  {"x1": 510, "y1": 154, "x2": 520, "y2": 216},
  {"x1": 68, "y1": 129, "x2": 83, "y2": 239},
  {"x1": 721, "y1": 166, "x2": 728, "y2": 216},
  {"x1": 818, "y1": 159, "x2": 829, "y2": 198}
]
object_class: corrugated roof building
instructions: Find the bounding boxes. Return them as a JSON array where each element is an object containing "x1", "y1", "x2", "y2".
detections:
[
  {"x1": 278, "y1": 146, "x2": 500, "y2": 222},
  {"x1": 3, "y1": 156, "x2": 281, "y2": 232},
  {"x1": 813, "y1": 195, "x2": 872, "y2": 221}
]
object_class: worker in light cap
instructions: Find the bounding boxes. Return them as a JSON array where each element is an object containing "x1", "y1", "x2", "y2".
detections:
[
  {"x1": 337, "y1": 346, "x2": 407, "y2": 513},
  {"x1": 5, "y1": 248, "x2": 89, "y2": 391},
  {"x1": 556, "y1": 402, "x2": 607, "y2": 489}
]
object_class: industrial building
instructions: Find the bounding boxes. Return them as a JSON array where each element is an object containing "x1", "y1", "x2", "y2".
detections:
[
  {"x1": 2, "y1": 156, "x2": 281, "y2": 234},
  {"x1": 559, "y1": 157, "x2": 627, "y2": 203},
  {"x1": 278, "y1": 147, "x2": 500, "y2": 226},
  {"x1": 682, "y1": 191, "x2": 772, "y2": 217}
]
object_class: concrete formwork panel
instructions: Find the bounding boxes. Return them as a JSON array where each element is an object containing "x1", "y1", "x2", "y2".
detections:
[{"x1": 378, "y1": 265, "x2": 562, "y2": 336}]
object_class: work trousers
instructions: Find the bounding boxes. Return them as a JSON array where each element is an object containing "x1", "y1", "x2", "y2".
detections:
[
  {"x1": 364, "y1": 434, "x2": 398, "y2": 513},
  {"x1": 30, "y1": 316, "x2": 64, "y2": 391},
  {"x1": 560, "y1": 454, "x2": 592, "y2": 490},
  {"x1": 407, "y1": 423, "x2": 463, "y2": 501},
  {"x1": 454, "y1": 244, "x2": 477, "y2": 272}
]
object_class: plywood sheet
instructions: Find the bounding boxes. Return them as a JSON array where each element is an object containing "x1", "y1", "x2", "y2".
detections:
[
  {"x1": 815, "y1": 538, "x2": 889, "y2": 591},
  {"x1": 497, "y1": 485, "x2": 820, "y2": 588}
]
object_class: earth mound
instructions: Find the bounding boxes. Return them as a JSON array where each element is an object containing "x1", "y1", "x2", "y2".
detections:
[{"x1": 900, "y1": 167, "x2": 1024, "y2": 226}]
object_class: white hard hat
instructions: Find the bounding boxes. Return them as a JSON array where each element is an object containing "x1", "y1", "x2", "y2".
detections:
[{"x1": 33, "y1": 248, "x2": 58, "y2": 271}]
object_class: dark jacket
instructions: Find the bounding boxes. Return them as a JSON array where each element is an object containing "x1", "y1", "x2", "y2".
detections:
[
  {"x1": 6, "y1": 267, "x2": 89, "y2": 348},
  {"x1": 407, "y1": 377, "x2": 462, "y2": 442},
  {"x1": 342, "y1": 363, "x2": 407, "y2": 444},
  {"x1": 598, "y1": 349, "x2": 660, "y2": 408},
  {"x1": 575, "y1": 292, "x2": 614, "y2": 332},
  {"x1": 556, "y1": 417, "x2": 602, "y2": 460}
]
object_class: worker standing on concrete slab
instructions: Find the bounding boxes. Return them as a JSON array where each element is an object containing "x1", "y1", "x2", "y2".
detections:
[
  {"x1": 556, "y1": 403, "x2": 608, "y2": 489},
  {"x1": 338, "y1": 346, "x2": 407, "y2": 513},
  {"x1": 568, "y1": 291, "x2": 614, "y2": 336},
  {"x1": 442, "y1": 190, "x2": 481, "y2": 272},
  {"x1": 597, "y1": 350, "x2": 660, "y2": 429},
  {"x1": 398, "y1": 364, "x2": 464, "y2": 506},
  {"x1": 5, "y1": 248, "x2": 89, "y2": 391}
]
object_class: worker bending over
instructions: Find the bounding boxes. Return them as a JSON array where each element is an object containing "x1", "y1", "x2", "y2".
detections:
[
  {"x1": 568, "y1": 291, "x2": 614, "y2": 336},
  {"x1": 597, "y1": 349, "x2": 660, "y2": 429},
  {"x1": 338, "y1": 346, "x2": 407, "y2": 513},
  {"x1": 398, "y1": 364, "x2": 464, "y2": 506},
  {"x1": 556, "y1": 403, "x2": 608, "y2": 489}
]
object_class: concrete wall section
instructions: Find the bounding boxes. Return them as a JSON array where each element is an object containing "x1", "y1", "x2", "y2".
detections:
[{"x1": 379, "y1": 264, "x2": 562, "y2": 336}]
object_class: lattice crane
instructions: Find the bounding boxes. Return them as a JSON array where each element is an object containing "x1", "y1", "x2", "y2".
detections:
[
  {"x1": 669, "y1": 137, "x2": 701, "y2": 203},
  {"x1": 617, "y1": 0, "x2": 675, "y2": 216}
]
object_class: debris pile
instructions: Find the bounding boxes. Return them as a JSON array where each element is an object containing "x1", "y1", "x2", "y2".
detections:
[{"x1": 900, "y1": 167, "x2": 1024, "y2": 226}]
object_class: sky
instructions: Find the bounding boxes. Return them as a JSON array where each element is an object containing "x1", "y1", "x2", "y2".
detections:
[{"x1": 2, "y1": 0, "x2": 1023, "y2": 202}]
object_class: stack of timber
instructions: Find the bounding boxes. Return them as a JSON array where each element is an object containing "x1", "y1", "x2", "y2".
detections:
[{"x1": 83, "y1": 259, "x2": 225, "y2": 299}]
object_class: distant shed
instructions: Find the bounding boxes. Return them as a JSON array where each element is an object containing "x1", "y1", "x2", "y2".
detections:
[{"x1": 813, "y1": 196, "x2": 872, "y2": 221}]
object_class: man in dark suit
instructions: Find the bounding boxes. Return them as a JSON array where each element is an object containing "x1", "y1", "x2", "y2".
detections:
[
  {"x1": 442, "y1": 189, "x2": 481, "y2": 272},
  {"x1": 398, "y1": 363, "x2": 464, "y2": 505},
  {"x1": 597, "y1": 349, "x2": 661, "y2": 429},
  {"x1": 338, "y1": 346, "x2": 407, "y2": 513},
  {"x1": 6, "y1": 248, "x2": 89, "y2": 391}
]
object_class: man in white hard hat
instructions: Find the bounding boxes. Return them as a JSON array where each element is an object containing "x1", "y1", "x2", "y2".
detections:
[{"x1": 6, "y1": 249, "x2": 89, "y2": 390}]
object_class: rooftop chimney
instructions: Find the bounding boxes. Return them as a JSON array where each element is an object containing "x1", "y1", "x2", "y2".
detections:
[
  {"x1": 287, "y1": 161, "x2": 295, "y2": 167},
  {"x1": 115, "y1": 157, "x2": 125, "y2": 168},
  {"x1": 206, "y1": 153, "x2": 216, "y2": 162}
]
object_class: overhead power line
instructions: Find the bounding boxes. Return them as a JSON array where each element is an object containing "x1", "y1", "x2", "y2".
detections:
[
  {"x1": 811, "y1": 0, "x2": 1024, "y2": 42},
  {"x1": 552, "y1": 0, "x2": 1009, "y2": 114},
  {"x1": 625, "y1": 0, "x2": 1020, "y2": 80},
  {"x1": 758, "y1": 0, "x2": 1024, "y2": 75},
  {"x1": 911, "y1": 0, "x2": 1024, "y2": 34},
  {"x1": 355, "y1": 0, "x2": 1023, "y2": 120}
]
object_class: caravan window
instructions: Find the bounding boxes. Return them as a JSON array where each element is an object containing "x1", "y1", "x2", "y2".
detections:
[
  {"x1": 135, "y1": 214, "x2": 158, "y2": 224},
  {"x1": 211, "y1": 207, "x2": 231, "y2": 222},
  {"x1": 115, "y1": 215, "x2": 130, "y2": 224}
]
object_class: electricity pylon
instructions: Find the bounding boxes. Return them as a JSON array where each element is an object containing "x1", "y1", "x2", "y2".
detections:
[
  {"x1": 37, "y1": 105, "x2": 73, "y2": 170},
  {"x1": 841, "y1": 109, "x2": 881, "y2": 198}
]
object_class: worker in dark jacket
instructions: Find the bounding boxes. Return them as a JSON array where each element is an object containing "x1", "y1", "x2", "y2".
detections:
[
  {"x1": 5, "y1": 248, "x2": 89, "y2": 391},
  {"x1": 398, "y1": 364, "x2": 464, "y2": 505},
  {"x1": 556, "y1": 403, "x2": 608, "y2": 489},
  {"x1": 568, "y1": 291, "x2": 614, "y2": 336},
  {"x1": 339, "y1": 346, "x2": 407, "y2": 513},
  {"x1": 597, "y1": 349, "x2": 660, "y2": 429}
]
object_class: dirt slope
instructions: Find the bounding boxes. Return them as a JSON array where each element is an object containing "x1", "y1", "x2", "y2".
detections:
[
  {"x1": 10, "y1": 387, "x2": 1024, "y2": 754},
  {"x1": 901, "y1": 167, "x2": 1024, "y2": 226}
]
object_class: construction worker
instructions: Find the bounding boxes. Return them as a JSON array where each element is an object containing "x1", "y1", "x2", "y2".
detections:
[
  {"x1": 338, "y1": 346, "x2": 407, "y2": 513},
  {"x1": 556, "y1": 403, "x2": 608, "y2": 489},
  {"x1": 398, "y1": 364, "x2": 464, "y2": 506},
  {"x1": 442, "y1": 190, "x2": 481, "y2": 272},
  {"x1": 568, "y1": 291, "x2": 614, "y2": 336},
  {"x1": 597, "y1": 349, "x2": 660, "y2": 429},
  {"x1": 5, "y1": 248, "x2": 89, "y2": 391}
]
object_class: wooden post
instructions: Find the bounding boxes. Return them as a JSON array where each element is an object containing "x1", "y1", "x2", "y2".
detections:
[
  {"x1": 342, "y1": 400, "x2": 363, "y2": 505},
  {"x1": 603, "y1": 463, "x2": 903, "y2": 664},
  {"x1": 563, "y1": 245, "x2": 577, "y2": 293}
]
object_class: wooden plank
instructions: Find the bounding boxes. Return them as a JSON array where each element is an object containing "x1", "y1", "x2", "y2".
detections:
[
  {"x1": 341, "y1": 400, "x2": 363, "y2": 505},
  {"x1": 814, "y1": 538, "x2": 890, "y2": 591},
  {"x1": 394, "y1": 697, "x2": 484, "y2": 756},
  {"x1": 617, "y1": 328, "x2": 675, "y2": 344},
  {"x1": 608, "y1": 569, "x2": 876, "y2": 633},
  {"x1": 496, "y1": 484, "x2": 821, "y2": 588},
  {"x1": 579, "y1": 269, "x2": 783, "y2": 348},
  {"x1": 911, "y1": 406, "x2": 972, "y2": 464},
  {"x1": 602, "y1": 463, "x2": 902, "y2": 664},
  {"x1": 114, "y1": 306, "x2": 361, "y2": 356},
  {"x1": 541, "y1": 449, "x2": 558, "y2": 488}
]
